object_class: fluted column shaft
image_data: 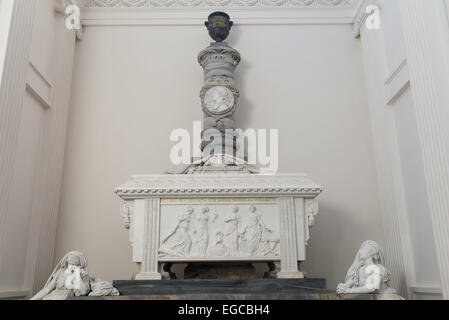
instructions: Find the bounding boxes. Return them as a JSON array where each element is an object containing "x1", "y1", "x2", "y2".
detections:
[
  {"x1": 399, "y1": 0, "x2": 449, "y2": 299},
  {"x1": 136, "y1": 198, "x2": 162, "y2": 280},
  {"x1": 0, "y1": 0, "x2": 37, "y2": 281}
]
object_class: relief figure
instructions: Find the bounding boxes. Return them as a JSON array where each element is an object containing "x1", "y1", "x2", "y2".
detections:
[
  {"x1": 240, "y1": 205, "x2": 279, "y2": 256},
  {"x1": 190, "y1": 206, "x2": 218, "y2": 256},
  {"x1": 207, "y1": 232, "x2": 228, "y2": 257},
  {"x1": 223, "y1": 206, "x2": 240, "y2": 256},
  {"x1": 240, "y1": 205, "x2": 263, "y2": 256},
  {"x1": 159, "y1": 206, "x2": 193, "y2": 257},
  {"x1": 260, "y1": 226, "x2": 280, "y2": 256}
]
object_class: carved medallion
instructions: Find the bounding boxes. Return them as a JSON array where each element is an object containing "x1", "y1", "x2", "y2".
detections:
[{"x1": 203, "y1": 86, "x2": 235, "y2": 115}]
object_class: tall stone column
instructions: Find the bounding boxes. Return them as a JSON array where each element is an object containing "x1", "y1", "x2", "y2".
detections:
[
  {"x1": 399, "y1": 0, "x2": 449, "y2": 299},
  {"x1": 197, "y1": 12, "x2": 241, "y2": 161},
  {"x1": 198, "y1": 42, "x2": 240, "y2": 158}
]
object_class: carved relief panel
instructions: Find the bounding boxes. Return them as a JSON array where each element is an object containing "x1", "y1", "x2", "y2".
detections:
[{"x1": 158, "y1": 199, "x2": 280, "y2": 261}]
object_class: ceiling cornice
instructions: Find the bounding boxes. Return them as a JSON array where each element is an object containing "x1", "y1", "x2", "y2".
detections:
[
  {"x1": 78, "y1": 0, "x2": 363, "y2": 26},
  {"x1": 83, "y1": 0, "x2": 354, "y2": 8}
]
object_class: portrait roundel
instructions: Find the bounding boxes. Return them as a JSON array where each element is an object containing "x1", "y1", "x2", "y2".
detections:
[{"x1": 203, "y1": 86, "x2": 235, "y2": 115}]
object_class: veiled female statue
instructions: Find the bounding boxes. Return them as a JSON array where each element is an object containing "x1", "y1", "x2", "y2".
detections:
[
  {"x1": 31, "y1": 251, "x2": 119, "y2": 300},
  {"x1": 31, "y1": 251, "x2": 90, "y2": 300},
  {"x1": 336, "y1": 240, "x2": 397, "y2": 295}
]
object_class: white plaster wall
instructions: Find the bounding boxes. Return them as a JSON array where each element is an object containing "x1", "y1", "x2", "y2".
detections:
[{"x1": 55, "y1": 23, "x2": 384, "y2": 289}]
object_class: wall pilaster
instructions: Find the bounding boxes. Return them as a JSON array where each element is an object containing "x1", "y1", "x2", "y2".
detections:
[{"x1": 399, "y1": 0, "x2": 449, "y2": 299}]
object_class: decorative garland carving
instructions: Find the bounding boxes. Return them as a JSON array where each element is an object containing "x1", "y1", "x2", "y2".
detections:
[
  {"x1": 304, "y1": 198, "x2": 318, "y2": 244},
  {"x1": 120, "y1": 201, "x2": 134, "y2": 229}
]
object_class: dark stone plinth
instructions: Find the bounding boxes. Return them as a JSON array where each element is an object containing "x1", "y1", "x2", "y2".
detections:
[
  {"x1": 184, "y1": 263, "x2": 258, "y2": 280},
  {"x1": 68, "y1": 279, "x2": 373, "y2": 300},
  {"x1": 113, "y1": 278, "x2": 327, "y2": 296},
  {"x1": 69, "y1": 293, "x2": 373, "y2": 300}
]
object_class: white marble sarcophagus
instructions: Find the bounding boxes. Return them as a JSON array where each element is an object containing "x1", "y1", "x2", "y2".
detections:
[{"x1": 116, "y1": 173, "x2": 322, "y2": 280}]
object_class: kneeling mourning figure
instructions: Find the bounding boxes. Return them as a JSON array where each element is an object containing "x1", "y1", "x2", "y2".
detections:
[
  {"x1": 31, "y1": 251, "x2": 119, "y2": 300},
  {"x1": 336, "y1": 240, "x2": 397, "y2": 296}
]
